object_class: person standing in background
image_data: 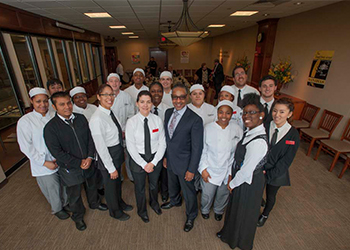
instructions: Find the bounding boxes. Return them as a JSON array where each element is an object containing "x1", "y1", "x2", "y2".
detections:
[
  {"x1": 147, "y1": 57, "x2": 157, "y2": 76},
  {"x1": 212, "y1": 59, "x2": 224, "y2": 99},
  {"x1": 259, "y1": 75, "x2": 277, "y2": 129},
  {"x1": 116, "y1": 60, "x2": 126, "y2": 84},
  {"x1": 70, "y1": 86, "x2": 97, "y2": 122},
  {"x1": 159, "y1": 71, "x2": 174, "y2": 108},
  {"x1": 46, "y1": 79, "x2": 64, "y2": 117}
]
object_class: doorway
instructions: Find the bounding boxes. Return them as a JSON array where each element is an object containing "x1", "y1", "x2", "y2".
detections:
[
  {"x1": 105, "y1": 46, "x2": 117, "y2": 74},
  {"x1": 149, "y1": 48, "x2": 168, "y2": 77}
]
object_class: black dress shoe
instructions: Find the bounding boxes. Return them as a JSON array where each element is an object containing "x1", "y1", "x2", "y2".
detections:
[
  {"x1": 216, "y1": 232, "x2": 222, "y2": 239},
  {"x1": 161, "y1": 195, "x2": 169, "y2": 203},
  {"x1": 214, "y1": 213, "x2": 223, "y2": 221},
  {"x1": 261, "y1": 198, "x2": 266, "y2": 207},
  {"x1": 153, "y1": 207, "x2": 162, "y2": 215},
  {"x1": 161, "y1": 202, "x2": 181, "y2": 210},
  {"x1": 201, "y1": 213, "x2": 209, "y2": 219},
  {"x1": 140, "y1": 215, "x2": 150, "y2": 223},
  {"x1": 94, "y1": 203, "x2": 108, "y2": 211},
  {"x1": 115, "y1": 212, "x2": 130, "y2": 221},
  {"x1": 55, "y1": 210, "x2": 70, "y2": 220},
  {"x1": 75, "y1": 220, "x2": 87, "y2": 231},
  {"x1": 63, "y1": 205, "x2": 71, "y2": 213},
  {"x1": 97, "y1": 188, "x2": 105, "y2": 196},
  {"x1": 122, "y1": 204, "x2": 133, "y2": 212},
  {"x1": 257, "y1": 214, "x2": 268, "y2": 227},
  {"x1": 184, "y1": 219, "x2": 194, "y2": 232}
]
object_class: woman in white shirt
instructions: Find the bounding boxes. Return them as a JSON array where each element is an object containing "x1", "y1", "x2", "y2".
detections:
[
  {"x1": 89, "y1": 84, "x2": 133, "y2": 221},
  {"x1": 199, "y1": 100, "x2": 243, "y2": 221},
  {"x1": 126, "y1": 90, "x2": 166, "y2": 223},
  {"x1": 217, "y1": 93, "x2": 268, "y2": 250},
  {"x1": 17, "y1": 87, "x2": 69, "y2": 220}
]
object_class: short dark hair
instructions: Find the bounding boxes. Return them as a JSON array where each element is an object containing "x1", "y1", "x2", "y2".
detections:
[
  {"x1": 274, "y1": 97, "x2": 294, "y2": 113},
  {"x1": 149, "y1": 82, "x2": 164, "y2": 92},
  {"x1": 214, "y1": 59, "x2": 219, "y2": 63},
  {"x1": 172, "y1": 83, "x2": 189, "y2": 95},
  {"x1": 97, "y1": 84, "x2": 113, "y2": 95},
  {"x1": 242, "y1": 93, "x2": 264, "y2": 112},
  {"x1": 258, "y1": 75, "x2": 277, "y2": 87},
  {"x1": 137, "y1": 90, "x2": 152, "y2": 102},
  {"x1": 232, "y1": 66, "x2": 246, "y2": 77},
  {"x1": 201, "y1": 63, "x2": 206, "y2": 68},
  {"x1": 46, "y1": 78, "x2": 63, "y2": 90},
  {"x1": 51, "y1": 91, "x2": 70, "y2": 106}
]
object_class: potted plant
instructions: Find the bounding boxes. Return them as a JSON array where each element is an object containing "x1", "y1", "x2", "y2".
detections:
[
  {"x1": 235, "y1": 55, "x2": 251, "y2": 73},
  {"x1": 268, "y1": 59, "x2": 293, "y2": 95}
]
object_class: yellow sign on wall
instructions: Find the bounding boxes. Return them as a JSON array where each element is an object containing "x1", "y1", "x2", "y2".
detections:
[{"x1": 307, "y1": 50, "x2": 334, "y2": 89}]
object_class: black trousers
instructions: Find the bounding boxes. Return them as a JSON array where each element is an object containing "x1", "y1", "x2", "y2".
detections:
[
  {"x1": 167, "y1": 168, "x2": 198, "y2": 220},
  {"x1": 132, "y1": 165, "x2": 162, "y2": 217},
  {"x1": 262, "y1": 184, "x2": 281, "y2": 216},
  {"x1": 159, "y1": 166, "x2": 168, "y2": 197},
  {"x1": 214, "y1": 78, "x2": 222, "y2": 98},
  {"x1": 66, "y1": 172, "x2": 100, "y2": 222}
]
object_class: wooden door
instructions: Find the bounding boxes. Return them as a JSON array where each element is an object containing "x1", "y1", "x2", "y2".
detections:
[
  {"x1": 105, "y1": 46, "x2": 117, "y2": 74},
  {"x1": 149, "y1": 48, "x2": 168, "y2": 76}
]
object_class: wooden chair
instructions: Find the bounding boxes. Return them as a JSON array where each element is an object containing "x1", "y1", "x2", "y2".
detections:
[
  {"x1": 292, "y1": 103, "x2": 320, "y2": 130},
  {"x1": 300, "y1": 109, "x2": 343, "y2": 156},
  {"x1": 314, "y1": 119, "x2": 350, "y2": 174},
  {"x1": 339, "y1": 154, "x2": 350, "y2": 178},
  {"x1": 177, "y1": 69, "x2": 183, "y2": 76}
]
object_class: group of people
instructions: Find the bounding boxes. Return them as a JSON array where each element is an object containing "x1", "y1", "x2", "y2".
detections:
[{"x1": 17, "y1": 65, "x2": 300, "y2": 250}]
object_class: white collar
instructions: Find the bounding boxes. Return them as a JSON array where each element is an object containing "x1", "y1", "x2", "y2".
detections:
[{"x1": 98, "y1": 105, "x2": 111, "y2": 115}]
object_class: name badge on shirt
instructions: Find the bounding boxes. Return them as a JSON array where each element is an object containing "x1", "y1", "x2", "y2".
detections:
[
  {"x1": 233, "y1": 111, "x2": 237, "y2": 114},
  {"x1": 286, "y1": 140, "x2": 295, "y2": 145},
  {"x1": 152, "y1": 128, "x2": 159, "y2": 133}
]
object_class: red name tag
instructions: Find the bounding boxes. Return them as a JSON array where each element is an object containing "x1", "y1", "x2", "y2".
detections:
[
  {"x1": 152, "y1": 128, "x2": 159, "y2": 133},
  {"x1": 286, "y1": 140, "x2": 295, "y2": 145},
  {"x1": 233, "y1": 111, "x2": 237, "y2": 114}
]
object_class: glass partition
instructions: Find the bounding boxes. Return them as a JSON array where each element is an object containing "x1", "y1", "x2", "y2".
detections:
[
  {"x1": 92, "y1": 46, "x2": 103, "y2": 85},
  {"x1": 37, "y1": 37, "x2": 56, "y2": 80},
  {"x1": 54, "y1": 39, "x2": 72, "y2": 90},
  {"x1": 77, "y1": 42, "x2": 89, "y2": 83},
  {"x1": 67, "y1": 41, "x2": 82, "y2": 85}
]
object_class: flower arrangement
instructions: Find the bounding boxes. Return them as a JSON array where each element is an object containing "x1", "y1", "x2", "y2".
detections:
[
  {"x1": 235, "y1": 56, "x2": 251, "y2": 73},
  {"x1": 268, "y1": 59, "x2": 293, "y2": 85}
]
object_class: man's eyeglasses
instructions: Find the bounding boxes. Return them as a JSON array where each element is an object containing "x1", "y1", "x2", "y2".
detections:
[
  {"x1": 171, "y1": 95, "x2": 187, "y2": 100},
  {"x1": 242, "y1": 110, "x2": 259, "y2": 115},
  {"x1": 99, "y1": 94, "x2": 115, "y2": 97},
  {"x1": 234, "y1": 72, "x2": 246, "y2": 77}
]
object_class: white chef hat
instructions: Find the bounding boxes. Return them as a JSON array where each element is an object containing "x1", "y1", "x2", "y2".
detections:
[
  {"x1": 217, "y1": 100, "x2": 234, "y2": 111},
  {"x1": 107, "y1": 73, "x2": 120, "y2": 82},
  {"x1": 29, "y1": 87, "x2": 48, "y2": 98},
  {"x1": 220, "y1": 85, "x2": 235, "y2": 96},
  {"x1": 69, "y1": 86, "x2": 86, "y2": 97},
  {"x1": 160, "y1": 71, "x2": 172, "y2": 79},
  {"x1": 190, "y1": 84, "x2": 205, "y2": 93},
  {"x1": 133, "y1": 68, "x2": 145, "y2": 76}
]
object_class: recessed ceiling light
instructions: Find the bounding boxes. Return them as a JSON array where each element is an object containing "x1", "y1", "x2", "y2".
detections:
[
  {"x1": 263, "y1": 13, "x2": 270, "y2": 17},
  {"x1": 230, "y1": 11, "x2": 258, "y2": 16},
  {"x1": 122, "y1": 32, "x2": 134, "y2": 35},
  {"x1": 294, "y1": 2, "x2": 303, "y2": 5},
  {"x1": 208, "y1": 24, "x2": 226, "y2": 28},
  {"x1": 129, "y1": 36, "x2": 139, "y2": 39},
  {"x1": 109, "y1": 25, "x2": 126, "y2": 29},
  {"x1": 84, "y1": 12, "x2": 111, "y2": 18}
]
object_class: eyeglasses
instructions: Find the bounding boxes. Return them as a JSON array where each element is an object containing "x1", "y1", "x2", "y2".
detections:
[
  {"x1": 234, "y1": 72, "x2": 246, "y2": 77},
  {"x1": 171, "y1": 95, "x2": 187, "y2": 100},
  {"x1": 99, "y1": 94, "x2": 115, "y2": 97},
  {"x1": 242, "y1": 110, "x2": 259, "y2": 115}
]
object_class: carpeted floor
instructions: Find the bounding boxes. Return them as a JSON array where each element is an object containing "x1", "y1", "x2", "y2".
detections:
[{"x1": 1, "y1": 141, "x2": 350, "y2": 250}]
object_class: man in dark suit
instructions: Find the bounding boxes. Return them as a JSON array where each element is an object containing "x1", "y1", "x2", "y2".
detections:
[
  {"x1": 161, "y1": 83, "x2": 204, "y2": 232},
  {"x1": 44, "y1": 91, "x2": 107, "y2": 231},
  {"x1": 259, "y1": 75, "x2": 277, "y2": 130},
  {"x1": 195, "y1": 63, "x2": 212, "y2": 85},
  {"x1": 212, "y1": 59, "x2": 224, "y2": 99}
]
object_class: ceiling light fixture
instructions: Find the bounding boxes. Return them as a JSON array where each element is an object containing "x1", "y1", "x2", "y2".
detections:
[
  {"x1": 109, "y1": 25, "x2": 126, "y2": 29},
  {"x1": 230, "y1": 11, "x2": 259, "y2": 16},
  {"x1": 263, "y1": 13, "x2": 270, "y2": 17},
  {"x1": 294, "y1": 2, "x2": 303, "y2": 5},
  {"x1": 161, "y1": 0, "x2": 209, "y2": 47},
  {"x1": 122, "y1": 32, "x2": 134, "y2": 35},
  {"x1": 208, "y1": 24, "x2": 226, "y2": 28},
  {"x1": 129, "y1": 36, "x2": 139, "y2": 39},
  {"x1": 84, "y1": 12, "x2": 111, "y2": 18}
]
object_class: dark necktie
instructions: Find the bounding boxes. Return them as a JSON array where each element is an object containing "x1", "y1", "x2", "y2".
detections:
[
  {"x1": 110, "y1": 111, "x2": 123, "y2": 145},
  {"x1": 264, "y1": 103, "x2": 269, "y2": 120},
  {"x1": 144, "y1": 118, "x2": 152, "y2": 161},
  {"x1": 270, "y1": 128, "x2": 279, "y2": 147},
  {"x1": 237, "y1": 89, "x2": 243, "y2": 108},
  {"x1": 154, "y1": 107, "x2": 158, "y2": 116},
  {"x1": 65, "y1": 118, "x2": 74, "y2": 128}
]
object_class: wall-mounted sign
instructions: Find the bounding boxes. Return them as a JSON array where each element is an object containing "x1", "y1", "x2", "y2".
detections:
[
  {"x1": 180, "y1": 50, "x2": 189, "y2": 64},
  {"x1": 307, "y1": 50, "x2": 334, "y2": 89}
]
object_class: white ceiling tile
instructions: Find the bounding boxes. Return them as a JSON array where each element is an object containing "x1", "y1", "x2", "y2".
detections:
[
  {"x1": 58, "y1": 1, "x2": 99, "y2": 8},
  {"x1": 24, "y1": 1, "x2": 65, "y2": 8}
]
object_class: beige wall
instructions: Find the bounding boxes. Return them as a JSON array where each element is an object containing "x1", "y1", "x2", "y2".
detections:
[{"x1": 273, "y1": 1, "x2": 350, "y2": 139}]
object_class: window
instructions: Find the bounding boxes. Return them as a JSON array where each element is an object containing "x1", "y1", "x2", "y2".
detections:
[{"x1": 54, "y1": 40, "x2": 72, "y2": 90}]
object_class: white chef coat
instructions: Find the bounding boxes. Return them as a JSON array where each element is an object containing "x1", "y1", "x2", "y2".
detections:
[
  {"x1": 215, "y1": 102, "x2": 244, "y2": 129},
  {"x1": 124, "y1": 84, "x2": 149, "y2": 106},
  {"x1": 111, "y1": 90, "x2": 135, "y2": 131},
  {"x1": 199, "y1": 122, "x2": 243, "y2": 186},
  {"x1": 162, "y1": 90, "x2": 173, "y2": 107},
  {"x1": 229, "y1": 124, "x2": 268, "y2": 189},
  {"x1": 72, "y1": 103, "x2": 97, "y2": 122},
  {"x1": 232, "y1": 85, "x2": 260, "y2": 107},
  {"x1": 48, "y1": 99, "x2": 56, "y2": 117},
  {"x1": 17, "y1": 110, "x2": 56, "y2": 177},
  {"x1": 152, "y1": 102, "x2": 171, "y2": 121},
  {"x1": 89, "y1": 105, "x2": 122, "y2": 173},
  {"x1": 125, "y1": 112, "x2": 166, "y2": 169},
  {"x1": 188, "y1": 102, "x2": 216, "y2": 125}
]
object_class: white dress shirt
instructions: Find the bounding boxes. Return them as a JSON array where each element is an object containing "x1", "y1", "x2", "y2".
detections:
[
  {"x1": 73, "y1": 103, "x2": 97, "y2": 121},
  {"x1": 199, "y1": 122, "x2": 243, "y2": 186},
  {"x1": 269, "y1": 121, "x2": 292, "y2": 144},
  {"x1": 124, "y1": 84, "x2": 149, "y2": 105},
  {"x1": 229, "y1": 124, "x2": 268, "y2": 189},
  {"x1": 188, "y1": 102, "x2": 216, "y2": 126},
  {"x1": 232, "y1": 85, "x2": 260, "y2": 106},
  {"x1": 89, "y1": 106, "x2": 122, "y2": 173},
  {"x1": 260, "y1": 97, "x2": 275, "y2": 113},
  {"x1": 17, "y1": 110, "x2": 56, "y2": 177},
  {"x1": 152, "y1": 102, "x2": 170, "y2": 121},
  {"x1": 125, "y1": 112, "x2": 166, "y2": 169},
  {"x1": 162, "y1": 90, "x2": 173, "y2": 107},
  {"x1": 111, "y1": 90, "x2": 135, "y2": 131}
]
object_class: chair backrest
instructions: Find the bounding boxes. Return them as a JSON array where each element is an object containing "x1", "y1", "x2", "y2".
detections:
[
  {"x1": 301, "y1": 103, "x2": 320, "y2": 125},
  {"x1": 205, "y1": 87, "x2": 216, "y2": 105},
  {"x1": 184, "y1": 69, "x2": 192, "y2": 77},
  {"x1": 177, "y1": 69, "x2": 183, "y2": 76},
  {"x1": 341, "y1": 119, "x2": 350, "y2": 142},
  {"x1": 192, "y1": 69, "x2": 197, "y2": 77},
  {"x1": 317, "y1": 109, "x2": 343, "y2": 136}
]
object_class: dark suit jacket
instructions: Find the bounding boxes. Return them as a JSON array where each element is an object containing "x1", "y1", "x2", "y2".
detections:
[
  {"x1": 264, "y1": 123, "x2": 300, "y2": 186},
  {"x1": 195, "y1": 68, "x2": 212, "y2": 84},
  {"x1": 263, "y1": 101, "x2": 276, "y2": 131},
  {"x1": 44, "y1": 113, "x2": 95, "y2": 187},
  {"x1": 213, "y1": 63, "x2": 224, "y2": 85},
  {"x1": 164, "y1": 107, "x2": 203, "y2": 177}
]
